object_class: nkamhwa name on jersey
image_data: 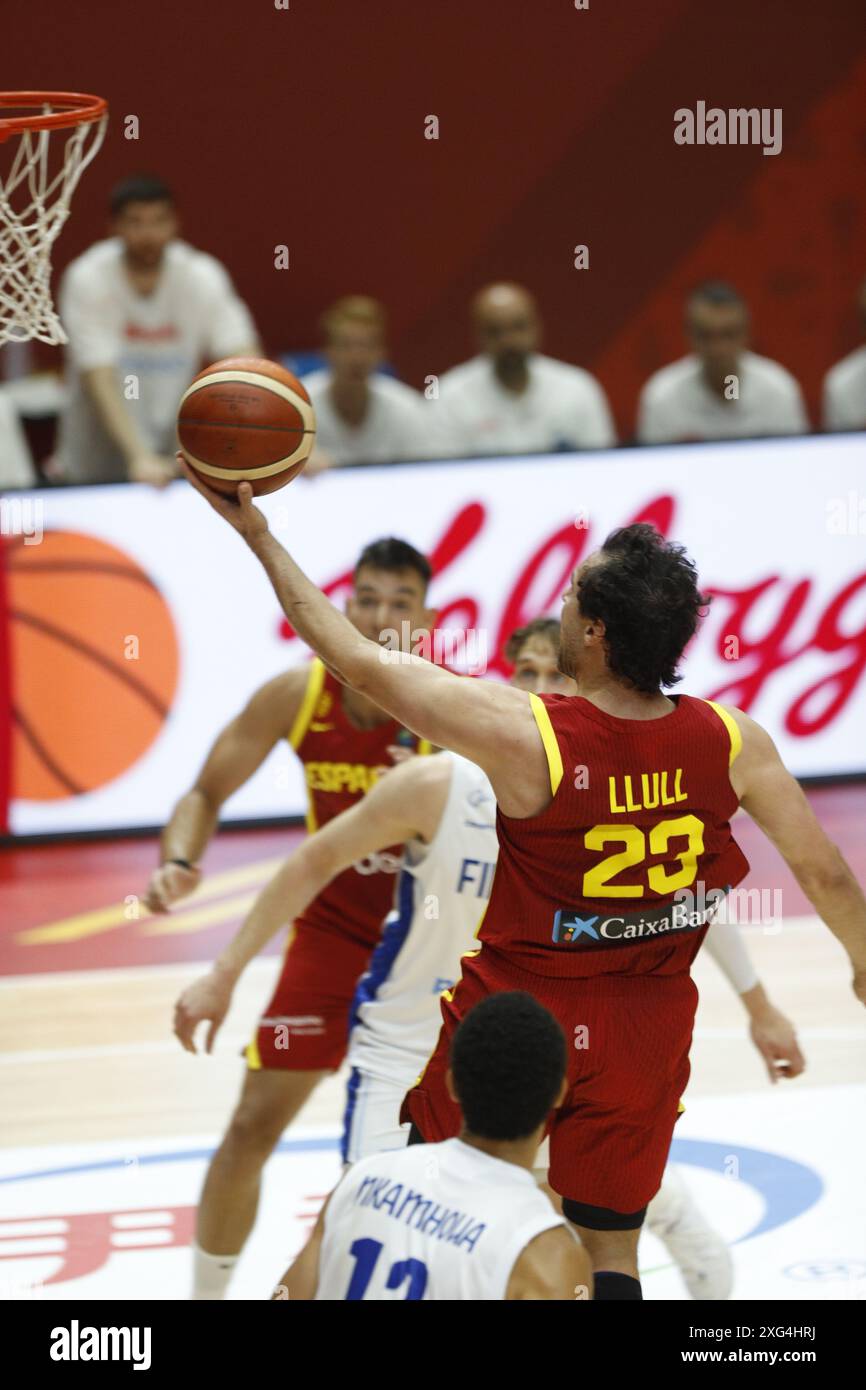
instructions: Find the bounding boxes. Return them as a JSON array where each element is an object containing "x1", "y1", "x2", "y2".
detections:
[
  {"x1": 354, "y1": 1174, "x2": 486, "y2": 1252},
  {"x1": 552, "y1": 893, "x2": 728, "y2": 948}
]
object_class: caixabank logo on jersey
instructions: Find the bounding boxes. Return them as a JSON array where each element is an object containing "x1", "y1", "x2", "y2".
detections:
[{"x1": 552, "y1": 887, "x2": 729, "y2": 948}]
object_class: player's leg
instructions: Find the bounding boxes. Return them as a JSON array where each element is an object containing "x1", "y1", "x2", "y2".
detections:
[
  {"x1": 194, "y1": 1064, "x2": 326, "y2": 1296},
  {"x1": 548, "y1": 972, "x2": 699, "y2": 1300},
  {"x1": 645, "y1": 1163, "x2": 733, "y2": 1299},
  {"x1": 192, "y1": 916, "x2": 374, "y2": 1299},
  {"x1": 264, "y1": 1069, "x2": 412, "y2": 1301},
  {"x1": 561, "y1": 1204, "x2": 643, "y2": 1296},
  {"x1": 535, "y1": 1138, "x2": 732, "y2": 1299}
]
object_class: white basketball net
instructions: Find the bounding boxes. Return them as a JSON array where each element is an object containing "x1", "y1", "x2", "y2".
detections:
[{"x1": 0, "y1": 110, "x2": 107, "y2": 345}]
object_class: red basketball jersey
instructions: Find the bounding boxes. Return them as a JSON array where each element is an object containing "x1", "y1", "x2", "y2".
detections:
[
  {"x1": 480, "y1": 693, "x2": 750, "y2": 978},
  {"x1": 290, "y1": 659, "x2": 431, "y2": 945}
]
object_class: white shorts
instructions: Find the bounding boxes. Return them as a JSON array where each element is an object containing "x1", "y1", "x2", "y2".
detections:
[
  {"x1": 339, "y1": 1066, "x2": 553, "y2": 1171},
  {"x1": 340, "y1": 1067, "x2": 412, "y2": 1164}
]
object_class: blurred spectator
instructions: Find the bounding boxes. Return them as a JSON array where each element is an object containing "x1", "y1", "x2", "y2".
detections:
[
  {"x1": 637, "y1": 282, "x2": 808, "y2": 445},
  {"x1": 434, "y1": 283, "x2": 615, "y2": 455},
  {"x1": 54, "y1": 174, "x2": 258, "y2": 486},
  {"x1": 822, "y1": 276, "x2": 866, "y2": 432},
  {"x1": 301, "y1": 297, "x2": 437, "y2": 469},
  {"x1": 0, "y1": 387, "x2": 36, "y2": 489}
]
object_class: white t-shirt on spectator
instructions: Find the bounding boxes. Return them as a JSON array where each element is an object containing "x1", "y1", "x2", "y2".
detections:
[
  {"x1": 0, "y1": 388, "x2": 36, "y2": 489},
  {"x1": 637, "y1": 350, "x2": 808, "y2": 444},
  {"x1": 55, "y1": 238, "x2": 257, "y2": 482},
  {"x1": 301, "y1": 368, "x2": 439, "y2": 465},
  {"x1": 822, "y1": 345, "x2": 866, "y2": 432},
  {"x1": 434, "y1": 353, "x2": 616, "y2": 456}
]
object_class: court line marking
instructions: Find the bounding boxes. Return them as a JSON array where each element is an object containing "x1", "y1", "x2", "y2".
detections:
[
  {"x1": 139, "y1": 892, "x2": 258, "y2": 937},
  {"x1": 1, "y1": 1025, "x2": 864, "y2": 1067},
  {"x1": 692, "y1": 1026, "x2": 866, "y2": 1040},
  {"x1": 14, "y1": 856, "x2": 287, "y2": 945},
  {"x1": 0, "y1": 1039, "x2": 250, "y2": 1065},
  {"x1": 0, "y1": 958, "x2": 278, "y2": 990}
]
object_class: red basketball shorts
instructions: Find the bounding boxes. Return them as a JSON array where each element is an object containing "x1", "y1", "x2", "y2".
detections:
[
  {"x1": 402, "y1": 945, "x2": 698, "y2": 1213},
  {"x1": 245, "y1": 915, "x2": 374, "y2": 1072}
]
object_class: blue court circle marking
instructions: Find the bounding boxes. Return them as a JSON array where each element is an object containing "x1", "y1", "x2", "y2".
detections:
[
  {"x1": 0, "y1": 1135, "x2": 821, "y2": 1246},
  {"x1": 0, "y1": 1134, "x2": 340, "y2": 1187},
  {"x1": 668, "y1": 1137, "x2": 823, "y2": 1242}
]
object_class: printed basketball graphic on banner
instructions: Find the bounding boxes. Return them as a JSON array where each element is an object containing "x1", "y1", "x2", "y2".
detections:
[{"x1": 5, "y1": 531, "x2": 179, "y2": 800}]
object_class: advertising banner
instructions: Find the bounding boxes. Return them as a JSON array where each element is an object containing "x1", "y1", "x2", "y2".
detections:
[{"x1": 1, "y1": 433, "x2": 864, "y2": 836}]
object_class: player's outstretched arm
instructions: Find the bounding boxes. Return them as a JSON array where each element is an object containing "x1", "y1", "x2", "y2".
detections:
[
  {"x1": 702, "y1": 920, "x2": 806, "y2": 1083},
  {"x1": 182, "y1": 466, "x2": 552, "y2": 815},
  {"x1": 728, "y1": 706, "x2": 866, "y2": 1006},
  {"x1": 172, "y1": 754, "x2": 451, "y2": 1053},
  {"x1": 145, "y1": 669, "x2": 307, "y2": 913},
  {"x1": 506, "y1": 1227, "x2": 592, "y2": 1301}
]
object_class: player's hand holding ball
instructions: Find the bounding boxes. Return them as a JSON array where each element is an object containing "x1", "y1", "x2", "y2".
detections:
[
  {"x1": 178, "y1": 355, "x2": 317, "y2": 538},
  {"x1": 180, "y1": 455, "x2": 271, "y2": 545},
  {"x1": 177, "y1": 356, "x2": 316, "y2": 496}
]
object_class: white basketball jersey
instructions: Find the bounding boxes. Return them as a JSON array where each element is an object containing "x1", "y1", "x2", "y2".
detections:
[
  {"x1": 347, "y1": 754, "x2": 498, "y2": 1085},
  {"x1": 315, "y1": 1138, "x2": 565, "y2": 1300}
]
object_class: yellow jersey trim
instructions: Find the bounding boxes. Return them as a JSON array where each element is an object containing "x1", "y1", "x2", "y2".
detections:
[
  {"x1": 703, "y1": 700, "x2": 743, "y2": 767},
  {"x1": 529, "y1": 693, "x2": 564, "y2": 796},
  {"x1": 288, "y1": 658, "x2": 327, "y2": 750},
  {"x1": 470, "y1": 900, "x2": 489, "y2": 946}
]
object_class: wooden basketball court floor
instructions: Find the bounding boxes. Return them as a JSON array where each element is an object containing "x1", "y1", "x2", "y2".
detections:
[{"x1": 1, "y1": 785, "x2": 865, "y2": 1302}]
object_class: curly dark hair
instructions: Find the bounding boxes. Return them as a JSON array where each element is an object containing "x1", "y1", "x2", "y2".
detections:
[
  {"x1": 577, "y1": 524, "x2": 709, "y2": 693},
  {"x1": 450, "y1": 992, "x2": 566, "y2": 1141}
]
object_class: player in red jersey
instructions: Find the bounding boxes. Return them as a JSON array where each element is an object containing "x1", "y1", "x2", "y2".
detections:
[
  {"x1": 183, "y1": 469, "x2": 866, "y2": 1301},
  {"x1": 146, "y1": 536, "x2": 434, "y2": 1299}
]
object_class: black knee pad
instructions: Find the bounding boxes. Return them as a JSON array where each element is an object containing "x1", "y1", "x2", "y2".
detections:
[{"x1": 561, "y1": 1197, "x2": 647, "y2": 1231}]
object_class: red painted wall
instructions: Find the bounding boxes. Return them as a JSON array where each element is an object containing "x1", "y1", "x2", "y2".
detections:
[{"x1": 5, "y1": 0, "x2": 866, "y2": 436}]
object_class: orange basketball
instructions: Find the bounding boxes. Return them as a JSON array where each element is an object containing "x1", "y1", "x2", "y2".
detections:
[
  {"x1": 177, "y1": 356, "x2": 317, "y2": 496},
  {"x1": 6, "y1": 531, "x2": 179, "y2": 801}
]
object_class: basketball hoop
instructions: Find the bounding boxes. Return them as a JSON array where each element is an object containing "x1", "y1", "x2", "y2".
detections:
[{"x1": 0, "y1": 92, "x2": 108, "y2": 346}]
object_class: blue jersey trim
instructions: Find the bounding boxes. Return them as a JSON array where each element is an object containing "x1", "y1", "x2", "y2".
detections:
[
  {"x1": 340, "y1": 1067, "x2": 363, "y2": 1165},
  {"x1": 341, "y1": 869, "x2": 417, "y2": 1161},
  {"x1": 347, "y1": 868, "x2": 416, "y2": 1038}
]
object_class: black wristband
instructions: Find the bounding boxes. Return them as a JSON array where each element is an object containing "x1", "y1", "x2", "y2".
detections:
[{"x1": 166, "y1": 858, "x2": 194, "y2": 871}]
